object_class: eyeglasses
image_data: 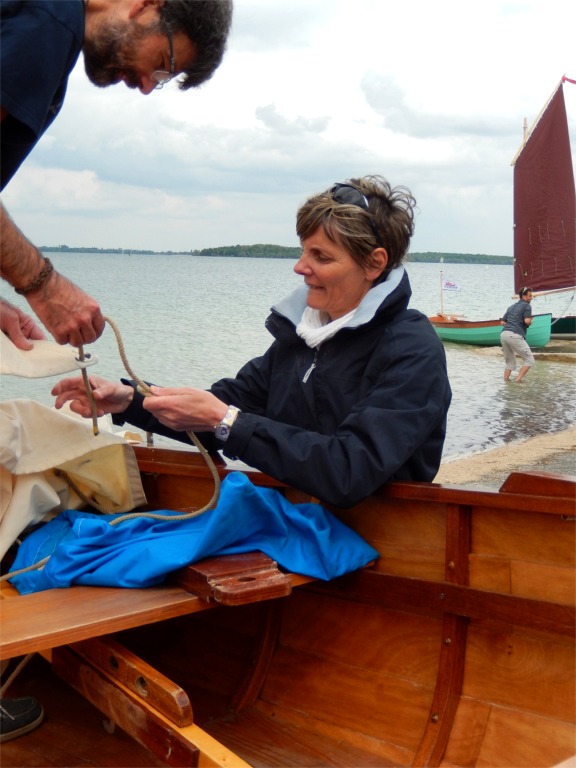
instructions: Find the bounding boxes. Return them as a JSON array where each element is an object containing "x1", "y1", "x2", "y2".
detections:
[
  {"x1": 151, "y1": 26, "x2": 176, "y2": 89},
  {"x1": 330, "y1": 183, "x2": 384, "y2": 248}
]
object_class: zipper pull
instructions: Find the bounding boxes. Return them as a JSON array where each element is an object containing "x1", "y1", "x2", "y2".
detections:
[
  {"x1": 302, "y1": 361, "x2": 316, "y2": 383},
  {"x1": 302, "y1": 348, "x2": 319, "y2": 383}
]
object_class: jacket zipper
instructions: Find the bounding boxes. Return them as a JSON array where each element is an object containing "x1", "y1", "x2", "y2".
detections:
[{"x1": 302, "y1": 347, "x2": 320, "y2": 383}]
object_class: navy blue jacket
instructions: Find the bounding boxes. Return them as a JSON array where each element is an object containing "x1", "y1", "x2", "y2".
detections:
[{"x1": 117, "y1": 268, "x2": 452, "y2": 507}]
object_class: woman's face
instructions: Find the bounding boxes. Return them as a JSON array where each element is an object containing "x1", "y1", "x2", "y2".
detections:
[{"x1": 294, "y1": 227, "x2": 385, "y2": 320}]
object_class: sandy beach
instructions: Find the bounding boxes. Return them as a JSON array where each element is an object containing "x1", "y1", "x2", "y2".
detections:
[{"x1": 434, "y1": 426, "x2": 576, "y2": 488}]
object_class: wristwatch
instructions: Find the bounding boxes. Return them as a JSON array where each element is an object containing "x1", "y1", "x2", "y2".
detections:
[{"x1": 214, "y1": 405, "x2": 240, "y2": 442}]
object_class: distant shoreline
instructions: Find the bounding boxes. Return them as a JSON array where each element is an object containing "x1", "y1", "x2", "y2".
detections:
[{"x1": 39, "y1": 245, "x2": 513, "y2": 265}]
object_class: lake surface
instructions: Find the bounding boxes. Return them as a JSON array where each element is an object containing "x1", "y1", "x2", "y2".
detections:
[{"x1": 2, "y1": 253, "x2": 575, "y2": 460}]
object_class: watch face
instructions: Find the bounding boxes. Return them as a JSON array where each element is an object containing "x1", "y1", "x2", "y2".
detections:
[{"x1": 215, "y1": 424, "x2": 230, "y2": 441}]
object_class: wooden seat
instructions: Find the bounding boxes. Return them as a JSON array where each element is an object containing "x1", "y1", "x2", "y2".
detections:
[
  {"x1": 0, "y1": 553, "x2": 307, "y2": 661},
  {"x1": 0, "y1": 553, "x2": 311, "y2": 767}
]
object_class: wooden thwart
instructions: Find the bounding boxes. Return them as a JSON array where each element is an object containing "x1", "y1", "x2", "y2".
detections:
[{"x1": 0, "y1": 553, "x2": 302, "y2": 661}]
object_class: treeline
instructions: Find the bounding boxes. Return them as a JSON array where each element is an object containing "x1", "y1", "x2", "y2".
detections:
[
  {"x1": 409, "y1": 252, "x2": 512, "y2": 265},
  {"x1": 40, "y1": 244, "x2": 512, "y2": 264},
  {"x1": 190, "y1": 244, "x2": 301, "y2": 259}
]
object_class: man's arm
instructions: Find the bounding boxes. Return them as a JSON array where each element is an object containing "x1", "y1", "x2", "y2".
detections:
[{"x1": 0, "y1": 203, "x2": 105, "y2": 346}]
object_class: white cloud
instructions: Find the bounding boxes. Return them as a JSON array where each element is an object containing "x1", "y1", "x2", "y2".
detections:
[{"x1": 2, "y1": 0, "x2": 575, "y2": 255}]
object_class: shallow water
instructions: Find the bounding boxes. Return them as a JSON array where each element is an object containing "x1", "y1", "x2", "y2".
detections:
[{"x1": 1, "y1": 254, "x2": 574, "y2": 459}]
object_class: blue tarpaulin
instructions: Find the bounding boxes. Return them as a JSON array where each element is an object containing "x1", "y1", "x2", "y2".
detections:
[{"x1": 10, "y1": 472, "x2": 379, "y2": 594}]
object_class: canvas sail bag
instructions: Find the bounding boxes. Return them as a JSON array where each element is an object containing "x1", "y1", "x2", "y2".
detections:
[
  {"x1": 0, "y1": 335, "x2": 146, "y2": 559},
  {"x1": 0, "y1": 399, "x2": 146, "y2": 559}
]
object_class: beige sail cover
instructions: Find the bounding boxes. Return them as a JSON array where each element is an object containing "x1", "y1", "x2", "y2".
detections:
[
  {"x1": 0, "y1": 399, "x2": 146, "y2": 559},
  {"x1": 0, "y1": 334, "x2": 98, "y2": 377}
]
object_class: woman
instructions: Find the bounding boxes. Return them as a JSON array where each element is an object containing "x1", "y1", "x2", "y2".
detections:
[
  {"x1": 53, "y1": 175, "x2": 452, "y2": 508},
  {"x1": 500, "y1": 287, "x2": 535, "y2": 384}
]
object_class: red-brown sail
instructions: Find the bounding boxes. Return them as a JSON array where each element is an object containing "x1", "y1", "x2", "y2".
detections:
[{"x1": 513, "y1": 81, "x2": 576, "y2": 294}]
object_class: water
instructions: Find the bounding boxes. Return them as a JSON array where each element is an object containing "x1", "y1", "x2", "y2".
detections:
[{"x1": 1, "y1": 254, "x2": 574, "y2": 460}]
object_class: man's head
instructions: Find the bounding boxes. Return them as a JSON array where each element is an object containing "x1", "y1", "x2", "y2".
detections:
[{"x1": 83, "y1": 0, "x2": 232, "y2": 95}]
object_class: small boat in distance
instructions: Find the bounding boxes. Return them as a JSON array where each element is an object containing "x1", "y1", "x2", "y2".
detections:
[
  {"x1": 430, "y1": 76, "x2": 575, "y2": 347},
  {"x1": 428, "y1": 311, "x2": 552, "y2": 347}
]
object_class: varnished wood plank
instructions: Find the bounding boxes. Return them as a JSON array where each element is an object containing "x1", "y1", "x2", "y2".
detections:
[
  {"x1": 208, "y1": 705, "x2": 405, "y2": 767},
  {"x1": 53, "y1": 645, "x2": 252, "y2": 768},
  {"x1": 442, "y1": 697, "x2": 491, "y2": 766},
  {"x1": 472, "y1": 507, "x2": 575, "y2": 567},
  {"x1": 0, "y1": 585, "x2": 212, "y2": 660},
  {"x1": 134, "y1": 446, "x2": 576, "y2": 515},
  {"x1": 54, "y1": 646, "x2": 200, "y2": 767},
  {"x1": 281, "y1": 591, "x2": 442, "y2": 688},
  {"x1": 306, "y1": 571, "x2": 576, "y2": 636},
  {"x1": 499, "y1": 470, "x2": 576, "y2": 498},
  {"x1": 475, "y1": 706, "x2": 576, "y2": 767},
  {"x1": 462, "y1": 625, "x2": 576, "y2": 722},
  {"x1": 70, "y1": 637, "x2": 193, "y2": 726},
  {"x1": 259, "y1": 644, "x2": 433, "y2": 753},
  {"x1": 0, "y1": 574, "x2": 311, "y2": 661}
]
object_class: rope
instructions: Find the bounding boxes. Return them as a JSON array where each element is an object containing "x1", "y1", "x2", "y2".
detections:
[
  {"x1": 0, "y1": 654, "x2": 36, "y2": 697},
  {"x1": 100, "y1": 316, "x2": 221, "y2": 523},
  {"x1": 0, "y1": 316, "x2": 223, "y2": 585}
]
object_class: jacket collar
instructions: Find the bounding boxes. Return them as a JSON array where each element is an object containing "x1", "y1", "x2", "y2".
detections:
[{"x1": 272, "y1": 265, "x2": 406, "y2": 329}]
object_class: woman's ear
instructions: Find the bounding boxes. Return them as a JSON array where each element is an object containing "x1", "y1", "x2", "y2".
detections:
[{"x1": 366, "y1": 247, "x2": 388, "y2": 281}]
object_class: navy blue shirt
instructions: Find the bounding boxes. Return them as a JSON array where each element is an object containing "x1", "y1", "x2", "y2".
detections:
[{"x1": 0, "y1": 0, "x2": 84, "y2": 189}]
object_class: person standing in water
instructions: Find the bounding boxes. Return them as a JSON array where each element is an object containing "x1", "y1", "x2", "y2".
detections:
[{"x1": 500, "y1": 287, "x2": 535, "y2": 383}]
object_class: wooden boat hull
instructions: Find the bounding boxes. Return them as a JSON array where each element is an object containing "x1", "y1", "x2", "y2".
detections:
[
  {"x1": 552, "y1": 315, "x2": 576, "y2": 338},
  {"x1": 429, "y1": 312, "x2": 552, "y2": 347},
  {"x1": 1, "y1": 446, "x2": 574, "y2": 767}
]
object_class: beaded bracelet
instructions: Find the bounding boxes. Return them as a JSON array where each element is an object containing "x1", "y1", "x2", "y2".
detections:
[{"x1": 14, "y1": 258, "x2": 54, "y2": 295}]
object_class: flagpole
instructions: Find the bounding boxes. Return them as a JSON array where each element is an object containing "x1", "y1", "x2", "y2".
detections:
[{"x1": 440, "y1": 270, "x2": 444, "y2": 315}]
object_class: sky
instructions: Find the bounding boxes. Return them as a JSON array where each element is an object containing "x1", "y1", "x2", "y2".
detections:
[{"x1": 2, "y1": 0, "x2": 576, "y2": 256}]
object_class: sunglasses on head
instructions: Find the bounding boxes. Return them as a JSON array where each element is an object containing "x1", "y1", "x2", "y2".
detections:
[{"x1": 330, "y1": 183, "x2": 384, "y2": 248}]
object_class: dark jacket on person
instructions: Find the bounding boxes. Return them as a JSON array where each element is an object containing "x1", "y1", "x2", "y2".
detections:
[{"x1": 116, "y1": 267, "x2": 452, "y2": 507}]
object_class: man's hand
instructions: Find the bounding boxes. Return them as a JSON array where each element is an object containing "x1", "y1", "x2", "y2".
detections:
[
  {"x1": 0, "y1": 299, "x2": 45, "y2": 349},
  {"x1": 27, "y1": 271, "x2": 105, "y2": 346},
  {"x1": 1, "y1": 203, "x2": 105, "y2": 347}
]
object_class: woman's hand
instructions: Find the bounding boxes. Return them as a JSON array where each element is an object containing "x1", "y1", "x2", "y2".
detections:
[
  {"x1": 143, "y1": 386, "x2": 228, "y2": 433},
  {"x1": 52, "y1": 375, "x2": 134, "y2": 419}
]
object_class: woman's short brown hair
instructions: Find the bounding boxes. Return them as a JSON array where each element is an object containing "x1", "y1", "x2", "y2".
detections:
[{"x1": 296, "y1": 175, "x2": 416, "y2": 283}]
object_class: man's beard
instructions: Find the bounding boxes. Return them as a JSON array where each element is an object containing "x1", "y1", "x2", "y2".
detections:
[{"x1": 83, "y1": 20, "x2": 146, "y2": 89}]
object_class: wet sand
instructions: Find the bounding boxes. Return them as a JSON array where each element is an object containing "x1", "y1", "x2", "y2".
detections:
[{"x1": 434, "y1": 426, "x2": 576, "y2": 488}]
